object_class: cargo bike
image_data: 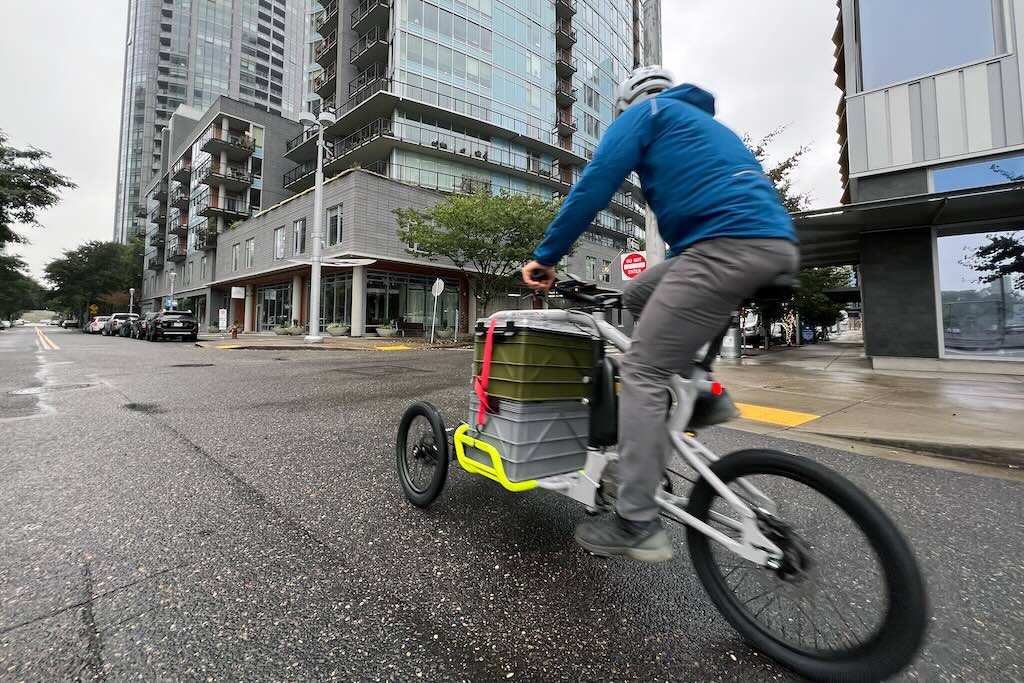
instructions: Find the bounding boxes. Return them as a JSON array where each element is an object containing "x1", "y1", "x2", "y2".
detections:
[{"x1": 395, "y1": 276, "x2": 927, "y2": 682}]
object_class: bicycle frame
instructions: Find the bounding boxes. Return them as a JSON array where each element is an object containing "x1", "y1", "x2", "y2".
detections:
[{"x1": 480, "y1": 306, "x2": 784, "y2": 568}]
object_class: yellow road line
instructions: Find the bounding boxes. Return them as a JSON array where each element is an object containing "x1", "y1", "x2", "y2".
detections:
[
  {"x1": 376, "y1": 344, "x2": 412, "y2": 351},
  {"x1": 216, "y1": 344, "x2": 243, "y2": 349},
  {"x1": 35, "y1": 327, "x2": 60, "y2": 351},
  {"x1": 735, "y1": 402, "x2": 819, "y2": 428}
]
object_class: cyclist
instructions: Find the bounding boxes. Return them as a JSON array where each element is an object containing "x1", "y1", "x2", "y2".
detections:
[{"x1": 522, "y1": 67, "x2": 799, "y2": 563}]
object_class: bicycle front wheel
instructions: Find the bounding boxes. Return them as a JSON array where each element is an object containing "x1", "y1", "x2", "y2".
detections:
[{"x1": 686, "y1": 449, "x2": 927, "y2": 682}]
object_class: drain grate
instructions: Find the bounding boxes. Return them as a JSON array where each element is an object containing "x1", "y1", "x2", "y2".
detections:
[
  {"x1": 123, "y1": 402, "x2": 164, "y2": 414},
  {"x1": 169, "y1": 363, "x2": 214, "y2": 368},
  {"x1": 10, "y1": 383, "x2": 94, "y2": 396}
]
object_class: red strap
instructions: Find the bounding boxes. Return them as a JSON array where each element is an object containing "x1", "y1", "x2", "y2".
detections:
[{"x1": 473, "y1": 318, "x2": 497, "y2": 426}]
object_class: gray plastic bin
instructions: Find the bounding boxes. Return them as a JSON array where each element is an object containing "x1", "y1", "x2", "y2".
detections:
[{"x1": 466, "y1": 395, "x2": 589, "y2": 482}]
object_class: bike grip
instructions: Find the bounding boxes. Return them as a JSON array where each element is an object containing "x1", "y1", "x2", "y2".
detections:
[{"x1": 529, "y1": 268, "x2": 552, "y2": 282}]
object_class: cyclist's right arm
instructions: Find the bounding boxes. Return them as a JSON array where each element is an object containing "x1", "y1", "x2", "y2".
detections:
[{"x1": 531, "y1": 104, "x2": 653, "y2": 267}]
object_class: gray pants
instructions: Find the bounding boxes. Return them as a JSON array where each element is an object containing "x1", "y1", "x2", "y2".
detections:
[{"x1": 616, "y1": 237, "x2": 799, "y2": 522}]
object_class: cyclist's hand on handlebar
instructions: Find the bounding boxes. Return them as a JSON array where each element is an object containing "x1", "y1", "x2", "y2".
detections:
[{"x1": 522, "y1": 261, "x2": 556, "y2": 291}]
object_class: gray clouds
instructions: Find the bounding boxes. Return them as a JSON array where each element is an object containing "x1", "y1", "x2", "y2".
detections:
[{"x1": 1, "y1": 1, "x2": 127, "y2": 280}]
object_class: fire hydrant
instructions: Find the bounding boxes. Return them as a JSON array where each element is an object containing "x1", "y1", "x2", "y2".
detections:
[{"x1": 230, "y1": 323, "x2": 239, "y2": 339}]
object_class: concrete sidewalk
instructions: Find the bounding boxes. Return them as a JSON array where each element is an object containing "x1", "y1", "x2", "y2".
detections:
[
  {"x1": 196, "y1": 333, "x2": 469, "y2": 351},
  {"x1": 715, "y1": 331, "x2": 1024, "y2": 468}
]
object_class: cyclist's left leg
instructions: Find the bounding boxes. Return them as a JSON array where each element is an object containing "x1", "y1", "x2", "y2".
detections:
[{"x1": 575, "y1": 238, "x2": 798, "y2": 562}]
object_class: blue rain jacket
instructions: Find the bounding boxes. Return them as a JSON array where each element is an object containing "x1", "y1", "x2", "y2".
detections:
[{"x1": 533, "y1": 84, "x2": 797, "y2": 265}]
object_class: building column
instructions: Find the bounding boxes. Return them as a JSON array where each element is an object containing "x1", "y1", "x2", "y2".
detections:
[
  {"x1": 206, "y1": 287, "x2": 217, "y2": 331},
  {"x1": 244, "y1": 285, "x2": 255, "y2": 333},
  {"x1": 291, "y1": 274, "x2": 303, "y2": 326},
  {"x1": 467, "y1": 279, "x2": 477, "y2": 327},
  {"x1": 351, "y1": 265, "x2": 366, "y2": 337}
]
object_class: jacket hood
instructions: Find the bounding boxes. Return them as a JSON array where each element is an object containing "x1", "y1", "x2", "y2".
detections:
[{"x1": 662, "y1": 84, "x2": 716, "y2": 116}]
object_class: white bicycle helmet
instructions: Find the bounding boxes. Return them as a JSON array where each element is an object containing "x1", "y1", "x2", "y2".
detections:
[{"x1": 614, "y1": 65, "x2": 675, "y2": 118}]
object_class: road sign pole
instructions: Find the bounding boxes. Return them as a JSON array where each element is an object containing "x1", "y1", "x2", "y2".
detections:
[{"x1": 430, "y1": 278, "x2": 444, "y2": 344}]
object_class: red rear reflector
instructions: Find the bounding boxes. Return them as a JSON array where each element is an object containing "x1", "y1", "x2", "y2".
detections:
[{"x1": 710, "y1": 382, "x2": 723, "y2": 396}]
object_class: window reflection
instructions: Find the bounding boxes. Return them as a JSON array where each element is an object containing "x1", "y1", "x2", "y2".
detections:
[{"x1": 938, "y1": 230, "x2": 1024, "y2": 359}]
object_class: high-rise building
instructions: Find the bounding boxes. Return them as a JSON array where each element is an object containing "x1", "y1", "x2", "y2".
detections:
[
  {"x1": 113, "y1": 0, "x2": 309, "y2": 244},
  {"x1": 282, "y1": 0, "x2": 650, "y2": 256}
]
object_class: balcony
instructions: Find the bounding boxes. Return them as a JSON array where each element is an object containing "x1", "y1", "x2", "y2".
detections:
[
  {"x1": 148, "y1": 257, "x2": 164, "y2": 271},
  {"x1": 135, "y1": 204, "x2": 148, "y2": 218},
  {"x1": 195, "y1": 191, "x2": 253, "y2": 220},
  {"x1": 148, "y1": 232, "x2": 166, "y2": 249},
  {"x1": 195, "y1": 160, "x2": 253, "y2": 192},
  {"x1": 149, "y1": 204, "x2": 167, "y2": 223},
  {"x1": 350, "y1": 25, "x2": 388, "y2": 68},
  {"x1": 351, "y1": 0, "x2": 390, "y2": 31},
  {"x1": 314, "y1": 64, "x2": 337, "y2": 99},
  {"x1": 556, "y1": 80, "x2": 577, "y2": 106},
  {"x1": 555, "y1": 0, "x2": 576, "y2": 17},
  {"x1": 315, "y1": 30, "x2": 338, "y2": 67},
  {"x1": 170, "y1": 185, "x2": 189, "y2": 209},
  {"x1": 171, "y1": 157, "x2": 192, "y2": 182},
  {"x1": 555, "y1": 112, "x2": 577, "y2": 136},
  {"x1": 167, "y1": 244, "x2": 187, "y2": 263},
  {"x1": 195, "y1": 229, "x2": 218, "y2": 251},
  {"x1": 349, "y1": 64, "x2": 384, "y2": 98},
  {"x1": 317, "y1": 0, "x2": 338, "y2": 33},
  {"x1": 555, "y1": 19, "x2": 576, "y2": 48},
  {"x1": 151, "y1": 179, "x2": 168, "y2": 202},
  {"x1": 555, "y1": 50, "x2": 576, "y2": 78},
  {"x1": 199, "y1": 125, "x2": 256, "y2": 160},
  {"x1": 286, "y1": 127, "x2": 318, "y2": 153}
]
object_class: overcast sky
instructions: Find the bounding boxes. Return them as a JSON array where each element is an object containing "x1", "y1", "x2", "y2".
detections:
[{"x1": 2, "y1": 0, "x2": 844, "y2": 282}]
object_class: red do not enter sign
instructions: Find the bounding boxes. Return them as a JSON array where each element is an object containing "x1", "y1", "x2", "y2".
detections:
[{"x1": 621, "y1": 252, "x2": 647, "y2": 280}]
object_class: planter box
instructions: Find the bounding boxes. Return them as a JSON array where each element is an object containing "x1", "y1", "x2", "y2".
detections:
[
  {"x1": 289, "y1": 328, "x2": 304, "y2": 336},
  {"x1": 376, "y1": 328, "x2": 397, "y2": 337},
  {"x1": 326, "y1": 326, "x2": 350, "y2": 336},
  {"x1": 273, "y1": 327, "x2": 291, "y2": 335}
]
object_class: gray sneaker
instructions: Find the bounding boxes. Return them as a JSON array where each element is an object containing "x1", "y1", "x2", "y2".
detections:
[{"x1": 574, "y1": 514, "x2": 673, "y2": 563}]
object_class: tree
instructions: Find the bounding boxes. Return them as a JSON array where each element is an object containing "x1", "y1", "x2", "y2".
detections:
[
  {"x1": 961, "y1": 231, "x2": 1024, "y2": 290},
  {"x1": 394, "y1": 190, "x2": 562, "y2": 311},
  {"x1": 0, "y1": 268, "x2": 45, "y2": 320},
  {"x1": 0, "y1": 130, "x2": 76, "y2": 252},
  {"x1": 45, "y1": 240, "x2": 142, "y2": 322},
  {"x1": 791, "y1": 266, "x2": 851, "y2": 335},
  {"x1": 744, "y1": 128, "x2": 812, "y2": 212}
]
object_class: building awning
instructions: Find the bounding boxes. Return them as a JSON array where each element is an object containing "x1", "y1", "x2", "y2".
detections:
[{"x1": 792, "y1": 182, "x2": 1024, "y2": 266}]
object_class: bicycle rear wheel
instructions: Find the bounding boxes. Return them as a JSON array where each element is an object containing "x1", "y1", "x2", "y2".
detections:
[
  {"x1": 395, "y1": 402, "x2": 449, "y2": 508},
  {"x1": 686, "y1": 449, "x2": 927, "y2": 682}
]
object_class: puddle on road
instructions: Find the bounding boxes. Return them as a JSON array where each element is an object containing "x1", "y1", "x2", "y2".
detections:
[
  {"x1": 9, "y1": 383, "x2": 94, "y2": 396},
  {"x1": 123, "y1": 402, "x2": 164, "y2": 414}
]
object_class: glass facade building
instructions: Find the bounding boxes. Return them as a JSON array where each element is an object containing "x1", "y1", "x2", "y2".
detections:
[
  {"x1": 114, "y1": 0, "x2": 309, "y2": 244},
  {"x1": 284, "y1": 0, "x2": 654, "y2": 253}
]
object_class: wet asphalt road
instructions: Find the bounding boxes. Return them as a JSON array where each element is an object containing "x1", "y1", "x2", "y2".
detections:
[{"x1": 1, "y1": 325, "x2": 1022, "y2": 682}]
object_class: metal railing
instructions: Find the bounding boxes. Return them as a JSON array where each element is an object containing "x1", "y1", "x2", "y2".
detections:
[
  {"x1": 314, "y1": 30, "x2": 338, "y2": 63},
  {"x1": 350, "y1": 24, "x2": 386, "y2": 63},
  {"x1": 194, "y1": 190, "x2": 253, "y2": 216},
  {"x1": 314, "y1": 64, "x2": 337, "y2": 91},
  {"x1": 348, "y1": 63, "x2": 385, "y2": 97},
  {"x1": 199, "y1": 125, "x2": 256, "y2": 152},
  {"x1": 317, "y1": 0, "x2": 338, "y2": 31},
  {"x1": 194, "y1": 159, "x2": 252, "y2": 184},
  {"x1": 351, "y1": 0, "x2": 390, "y2": 29}
]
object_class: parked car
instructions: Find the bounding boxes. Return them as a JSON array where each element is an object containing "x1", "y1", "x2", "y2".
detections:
[
  {"x1": 60, "y1": 319, "x2": 79, "y2": 328},
  {"x1": 0, "y1": 320, "x2": 10, "y2": 329},
  {"x1": 147, "y1": 310, "x2": 199, "y2": 342},
  {"x1": 102, "y1": 313, "x2": 138, "y2": 336},
  {"x1": 86, "y1": 316, "x2": 110, "y2": 334},
  {"x1": 14, "y1": 319, "x2": 26, "y2": 326}
]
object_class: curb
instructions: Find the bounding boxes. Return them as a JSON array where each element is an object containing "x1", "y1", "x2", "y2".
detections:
[{"x1": 825, "y1": 434, "x2": 1024, "y2": 468}]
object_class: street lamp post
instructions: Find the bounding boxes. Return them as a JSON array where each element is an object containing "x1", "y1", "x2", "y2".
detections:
[
  {"x1": 129, "y1": 287, "x2": 135, "y2": 314},
  {"x1": 168, "y1": 271, "x2": 176, "y2": 311},
  {"x1": 298, "y1": 108, "x2": 337, "y2": 343}
]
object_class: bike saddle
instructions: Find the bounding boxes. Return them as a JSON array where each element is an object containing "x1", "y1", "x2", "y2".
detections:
[{"x1": 744, "y1": 273, "x2": 798, "y2": 306}]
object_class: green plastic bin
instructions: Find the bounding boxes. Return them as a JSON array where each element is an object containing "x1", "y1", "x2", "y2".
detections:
[{"x1": 474, "y1": 316, "x2": 593, "y2": 402}]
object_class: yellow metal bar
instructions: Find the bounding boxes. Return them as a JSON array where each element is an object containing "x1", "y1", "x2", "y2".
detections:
[{"x1": 453, "y1": 423, "x2": 537, "y2": 492}]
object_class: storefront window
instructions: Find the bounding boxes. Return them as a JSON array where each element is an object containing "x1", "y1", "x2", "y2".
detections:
[
  {"x1": 255, "y1": 282, "x2": 292, "y2": 331},
  {"x1": 364, "y1": 271, "x2": 460, "y2": 333},
  {"x1": 937, "y1": 230, "x2": 1024, "y2": 359},
  {"x1": 321, "y1": 273, "x2": 352, "y2": 325}
]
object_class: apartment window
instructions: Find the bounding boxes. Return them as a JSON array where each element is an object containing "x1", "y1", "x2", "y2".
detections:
[
  {"x1": 245, "y1": 238, "x2": 255, "y2": 268},
  {"x1": 600, "y1": 260, "x2": 611, "y2": 283},
  {"x1": 932, "y1": 153, "x2": 1024, "y2": 192},
  {"x1": 326, "y1": 205, "x2": 342, "y2": 245},
  {"x1": 274, "y1": 226, "x2": 285, "y2": 259},
  {"x1": 232, "y1": 243, "x2": 240, "y2": 272},
  {"x1": 585, "y1": 256, "x2": 596, "y2": 281},
  {"x1": 200, "y1": 256, "x2": 208, "y2": 280},
  {"x1": 858, "y1": 0, "x2": 1003, "y2": 91},
  {"x1": 186, "y1": 260, "x2": 193, "y2": 285},
  {"x1": 293, "y1": 218, "x2": 306, "y2": 254}
]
